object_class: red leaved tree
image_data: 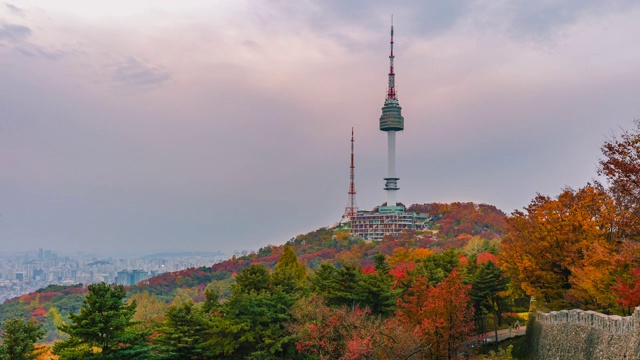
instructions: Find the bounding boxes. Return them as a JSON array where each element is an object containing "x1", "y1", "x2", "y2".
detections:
[
  {"x1": 289, "y1": 295, "x2": 382, "y2": 360},
  {"x1": 612, "y1": 265, "x2": 640, "y2": 315},
  {"x1": 393, "y1": 270, "x2": 475, "y2": 359}
]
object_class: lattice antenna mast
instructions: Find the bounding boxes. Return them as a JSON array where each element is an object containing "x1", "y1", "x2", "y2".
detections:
[
  {"x1": 387, "y1": 15, "x2": 396, "y2": 100},
  {"x1": 343, "y1": 127, "x2": 358, "y2": 218}
]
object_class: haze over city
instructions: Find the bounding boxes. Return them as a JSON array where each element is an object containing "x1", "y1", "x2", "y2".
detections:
[{"x1": 2, "y1": 1, "x2": 640, "y2": 255}]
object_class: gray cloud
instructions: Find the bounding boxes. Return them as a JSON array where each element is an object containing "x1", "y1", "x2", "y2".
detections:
[
  {"x1": 0, "y1": 23, "x2": 31, "y2": 42},
  {"x1": 16, "y1": 44, "x2": 62, "y2": 60},
  {"x1": 110, "y1": 57, "x2": 170, "y2": 88},
  {"x1": 265, "y1": 0, "x2": 470, "y2": 35},
  {"x1": 249, "y1": 0, "x2": 471, "y2": 53},
  {"x1": 489, "y1": 0, "x2": 639, "y2": 41},
  {"x1": 258, "y1": 1, "x2": 640, "y2": 48},
  {"x1": 4, "y1": 3, "x2": 24, "y2": 16},
  {"x1": 0, "y1": 20, "x2": 69, "y2": 60}
]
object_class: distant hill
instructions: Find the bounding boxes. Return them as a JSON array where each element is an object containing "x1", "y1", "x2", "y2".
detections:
[
  {"x1": 140, "y1": 251, "x2": 225, "y2": 259},
  {"x1": 0, "y1": 202, "x2": 506, "y2": 341}
]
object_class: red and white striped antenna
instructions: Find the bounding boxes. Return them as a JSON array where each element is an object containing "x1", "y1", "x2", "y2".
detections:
[
  {"x1": 386, "y1": 15, "x2": 396, "y2": 100},
  {"x1": 343, "y1": 127, "x2": 358, "y2": 219}
]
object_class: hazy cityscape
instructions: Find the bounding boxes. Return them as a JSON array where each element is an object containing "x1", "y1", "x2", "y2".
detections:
[
  {"x1": 2, "y1": 2, "x2": 640, "y2": 359},
  {"x1": 0, "y1": 249, "x2": 226, "y2": 302}
]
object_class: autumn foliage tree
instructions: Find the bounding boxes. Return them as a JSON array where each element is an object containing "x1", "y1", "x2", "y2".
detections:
[
  {"x1": 599, "y1": 120, "x2": 640, "y2": 238},
  {"x1": 611, "y1": 265, "x2": 640, "y2": 315},
  {"x1": 394, "y1": 271, "x2": 475, "y2": 359},
  {"x1": 272, "y1": 246, "x2": 307, "y2": 293},
  {"x1": 567, "y1": 241, "x2": 620, "y2": 310},
  {"x1": 408, "y1": 202, "x2": 506, "y2": 240},
  {"x1": 128, "y1": 291, "x2": 167, "y2": 331},
  {"x1": 290, "y1": 295, "x2": 382, "y2": 360},
  {"x1": 500, "y1": 185, "x2": 618, "y2": 309}
]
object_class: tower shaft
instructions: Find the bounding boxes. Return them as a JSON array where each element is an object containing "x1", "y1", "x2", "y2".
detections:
[{"x1": 386, "y1": 131, "x2": 397, "y2": 206}]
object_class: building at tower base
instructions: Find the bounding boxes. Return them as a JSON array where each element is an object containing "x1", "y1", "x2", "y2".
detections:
[{"x1": 350, "y1": 206, "x2": 427, "y2": 241}]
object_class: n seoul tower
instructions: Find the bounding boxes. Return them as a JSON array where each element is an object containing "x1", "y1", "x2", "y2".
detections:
[{"x1": 379, "y1": 18, "x2": 404, "y2": 207}]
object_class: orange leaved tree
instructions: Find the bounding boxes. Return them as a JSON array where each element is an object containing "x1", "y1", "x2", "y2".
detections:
[
  {"x1": 500, "y1": 185, "x2": 618, "y2": 310},
  {"x1": 393, "y1": 270, "x2": 475, "y2": 359}
]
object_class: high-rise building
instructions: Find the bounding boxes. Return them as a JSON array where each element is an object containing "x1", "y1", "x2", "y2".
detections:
[
  {"x1": 131, "y1": 269, "x2": 149, "y2": 285},
  {"x1": 115, "y1": 270, "x2": 130, "y2": 285},
  {"x1": 115, "y1": 269, "x2": 149, "y2": 286}
]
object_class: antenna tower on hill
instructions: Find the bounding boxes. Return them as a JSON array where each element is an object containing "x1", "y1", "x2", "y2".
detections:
[{"x1": 343, "y1": 127, "x2": 358, "y2": 219}]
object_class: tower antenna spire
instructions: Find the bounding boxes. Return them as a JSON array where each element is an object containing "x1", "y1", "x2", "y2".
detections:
[
  {"x1": 387, "y1": 15, "x2": 396, "y2": 100},
  {"x1": 343, "y1": 127, "x2": 358, "y2": 219}
]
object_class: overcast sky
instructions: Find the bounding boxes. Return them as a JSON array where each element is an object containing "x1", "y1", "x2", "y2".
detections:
[{"x1": 2, "y1": 1, "x2": 640, "y2": 256}]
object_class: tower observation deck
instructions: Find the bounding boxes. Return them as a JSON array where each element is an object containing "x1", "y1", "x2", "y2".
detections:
[
  {"x1": 346, "y1": 19, "x2": 427, "y2": 240},
  {"x1": 380, "y1": 19, "x2": 404, "y2": 208}
]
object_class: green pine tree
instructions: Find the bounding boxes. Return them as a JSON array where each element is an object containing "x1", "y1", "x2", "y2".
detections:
[
  {"x1": 325, "y1": 263, "x2": 362, "y2": 308},
  {"x1": 413, "y1": 248, "x2": 461, "y2": 286},
  {"x1": 0, "y1": 318, "x2": 45, "y2": 360},
  {"x1": 153, "y1": 301, "x2": 209, "y2": 360},
  {"x1": 52, "y1": 282, "x2": 152, "y2": 360},
  {"x1": 232, "y1": 264, "x2": 271, "y2": 294},
  {"x1": 201, "y1": 264, "x2": 301, "y2": 359},
  {"x1": 358, "y1": 253, "x2": 397, "y2": 316},
  {"x1": 467, "y1": 260, "x2": 509, "y2": 344},
  {"x1": 307, "y1": 263, "x2": 337, "y2": 295}
]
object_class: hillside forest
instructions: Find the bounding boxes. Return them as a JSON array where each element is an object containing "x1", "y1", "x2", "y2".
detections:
[{"x1": 2, "y1": 122, "x2": 640, "y2": 359}]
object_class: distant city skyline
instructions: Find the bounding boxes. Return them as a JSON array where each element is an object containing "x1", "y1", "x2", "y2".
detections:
[
  {"x1": 2, "y1": 1, "x2": 640, "y2": 254},
  {"x1": 0, "y1": 249, "x2": 226, "y2": 258},
  {"x1": 0, "y1": 247, "x2": 226, "y2": 302}
]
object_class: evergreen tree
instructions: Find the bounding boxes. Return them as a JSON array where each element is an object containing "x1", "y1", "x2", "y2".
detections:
[
  {"x1": 202, "y1": 265, "x2": 301, "y2": 359},
  {"x1": 412, "y1": 248, "x2": 461, "y2": 286},
  {"x1": 358, "y1": 253, "x2": 397, "y2": 316},
  {"x1": 52, "y1": 282, "x2": 152, "y2": 360},
  {"x1": 153, "y1": 301, "x2": 209, "y2": 360},
  {"x1": 201, "y1": 288, "x2": 220, "y2": 314},
  {"x1": 0, "y1": 318, "x2": 45, "y2": 360},
  {"x1": 325, "y1": 263, "x2": 362, "y2": 308},
  {"x1": 466, "y1": 260, "x2": 509, "y2": 344},
  {"x1": 233, "y1": 264, "x2": 271, "y2": 294},
  {"x1": 309, "y1": 256, "x2": 397, "y2": 315},
  {"x1": 373, "y1": 252, "x2": 391, "y2": 275},
  {"x1": 206, "y1": 288, "x2": 296, "y2": 359},
  {"x1": 307, "y1": 263, "x2": 337, "y2": 295}
]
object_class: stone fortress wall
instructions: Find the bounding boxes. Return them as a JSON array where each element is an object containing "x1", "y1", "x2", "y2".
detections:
[{"x1": 530, "y1": 306, "x2": 640, "y2": 359}]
